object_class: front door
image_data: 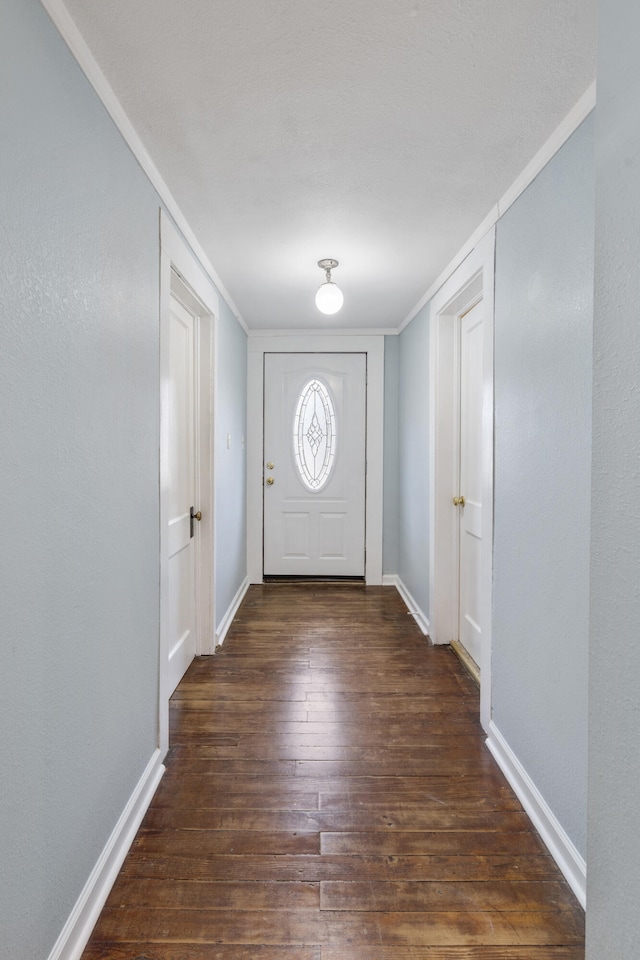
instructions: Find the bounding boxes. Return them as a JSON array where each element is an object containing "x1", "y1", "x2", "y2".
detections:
[
  {"x1": 166, "y1": 294, "x2": 198, "y2": 694},
  {"x1": 457, "y1": 301, "x2": 483, "y2": 667},
  {"x1": 263, "y1": 353, "x2": 366, "y2": 577}
]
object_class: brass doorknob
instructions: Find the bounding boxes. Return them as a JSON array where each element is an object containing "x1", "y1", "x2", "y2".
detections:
[
  {"x1": 266, "y1": 462, "x2": 274, "y2": 470},
  {"x1": 189, "y1": 506, "x2": 202, "y2": 538},
  {"x1": 266, "y1": 477, "x2": 275, "y2": 486},
  {"x1": 453, "y1": 496, "x2": 465, "y2": 507}
]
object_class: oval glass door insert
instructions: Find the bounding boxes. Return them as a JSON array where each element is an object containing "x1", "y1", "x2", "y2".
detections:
[{"x1": 293, "y1": 378, "x2": 336, "y2": 491}]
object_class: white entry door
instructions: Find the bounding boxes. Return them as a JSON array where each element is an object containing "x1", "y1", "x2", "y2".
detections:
[
  {"x1": 167, "y1": 294, "x2": 198, "y2": 694},
  {"x1": 457, "y1": 301, "x2": 483, "y2": 666},
  {"x1": 263, "y1": 353, "x2": 366, "y2": 577}
]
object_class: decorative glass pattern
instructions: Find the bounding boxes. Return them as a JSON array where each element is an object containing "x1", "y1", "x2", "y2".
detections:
[{"x1": 293, "y1": 379, "x2": 336, "y2": 491}]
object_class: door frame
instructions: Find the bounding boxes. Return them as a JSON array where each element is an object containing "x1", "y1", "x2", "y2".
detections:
[
  {"x1": 428, "y1": 227, "x2": 495, "y2": 732},
  {"x1": 247, "y1": 334, "x2": 384, "y2": 585},
  {"x1": 453, "y1": 299, "x2": 484, "y2": 670},
  {"x1": 159, "y1": 211, "x2": 218, "y2": 755}
]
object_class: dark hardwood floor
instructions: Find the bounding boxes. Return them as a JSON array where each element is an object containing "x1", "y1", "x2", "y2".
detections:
[{"x1": 82, "y1": 583, "x2": 584, "y2": 959}]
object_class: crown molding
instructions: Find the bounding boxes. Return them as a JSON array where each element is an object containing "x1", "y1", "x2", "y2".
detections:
[
  {"x1": 39, "y1": 0, "x2": 247, "y2": 334},
  {"x1": 399, "y1": 81, "x2": 596, "y2": 333},
  {"x1": 38, "y1": 0, "x2": 595, "y2": 340},
  {"x1": 248, "y1": 326, "x2": 398, "y2": 338}
]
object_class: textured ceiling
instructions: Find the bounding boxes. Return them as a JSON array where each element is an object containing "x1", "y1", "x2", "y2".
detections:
[{"x1": 61, "y1": 0, "x2": 597, "y2": 330}]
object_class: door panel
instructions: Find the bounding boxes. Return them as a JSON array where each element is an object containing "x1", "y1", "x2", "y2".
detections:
[
  {"x1": 264, "y1": 353, "x2": 366, "y2": 576},
  {"x1": 458, "y1": 302, "x2": 483, "y2": 666},
  {"x1": 319, "y1": 513, "x2": 346, "y2": 558},
  {"x1": 167, "y1": 295, "x2": 197, "y2": 694},
  {"x1": 283, "y1": 513, "x2": 309, "y2": 558}
]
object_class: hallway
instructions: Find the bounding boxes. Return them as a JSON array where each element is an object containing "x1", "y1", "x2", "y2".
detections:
[{"x1": 81, "y1": 584, "x2": 584, "y2": 958}]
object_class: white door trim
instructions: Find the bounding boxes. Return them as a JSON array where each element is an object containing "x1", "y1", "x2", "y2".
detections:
[
  {"x1": 428, "y1": 227, "x2": 495, "y2": 732},
  {"x1": 159, "y1": 210, "x2": 218, "y2": 755},
  {"x1": 248, "y1": 334, "x2": 384, "y2": 585}
]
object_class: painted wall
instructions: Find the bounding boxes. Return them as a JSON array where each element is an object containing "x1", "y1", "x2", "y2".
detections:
[
  {"x1": 587, "y1": 2, "x2": 640, "y2": 954},
  {"x1": 0, "y1": 1, "x2": 248, "y2": 956},
  {"x1": 492, "y1": 116, "x2": 594, "y2": 859},
  {"x1": 397, "y1": 305, "x2": 431, "y2": 617},
  {"x1": 215, "y1": 297, "x2": 248, "y2": 630},
  {"x1": 383, "y1": 336, "x2": 400, "y2": 575},
  {"x1": 0, "y1": 1, "x2": 160, "y2": 956}
]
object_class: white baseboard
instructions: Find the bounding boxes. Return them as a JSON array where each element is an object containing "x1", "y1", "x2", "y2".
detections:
[
  {"x1": 393, "y1": 576, "x2": 431, "y2": 636},
  {"x1": 48, "y1": 748, "x2": 165, "y2": 960},
  {"x1": 486, "y1": 721, "x2": 586, "y2": 909},
  {"x1": 381, "y1": 573, "x2": 398, "y2": 587},
  {"x1": 215, "y1": 576, "x2": 250, "y2": 647}
]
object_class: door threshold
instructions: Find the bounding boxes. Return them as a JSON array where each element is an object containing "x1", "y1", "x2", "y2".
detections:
[
  {"x1": 263, "y1": 575, "x2": 366, "y2": 584},
  {"x1": 450, "y1": 640, "x2": 480, "y2": 686}
]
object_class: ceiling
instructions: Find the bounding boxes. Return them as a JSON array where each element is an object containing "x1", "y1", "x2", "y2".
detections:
[{"x1": 61, "y1": 0, "x2": 597, "y2": 332}]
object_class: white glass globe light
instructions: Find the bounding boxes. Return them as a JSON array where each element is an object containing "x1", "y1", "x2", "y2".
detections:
[{"x1": 315, "y1": 280, "x2": 344, "y2": 315}]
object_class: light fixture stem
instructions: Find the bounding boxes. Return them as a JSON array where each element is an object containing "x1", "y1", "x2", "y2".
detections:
[{"x1": 315, "y1": 259, "x2": 343, "y2": 315}]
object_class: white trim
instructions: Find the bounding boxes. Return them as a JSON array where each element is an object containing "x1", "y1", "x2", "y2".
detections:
[
  {"x1": 215, "y1": 576, "x2": 250, "y2": 647},
  {"x1": 47, "y1": 750, "x2": 165, "y2": 960},
  {"x1": 497, "y1": 82, "x2": 596, "y2": 219},
  {"x1": 249, "y1": 327, "x2": 399, "y2": 338},
  {"x1": 248, "y1": 335, "x2": 384, "y2": 586},
  {"x1": 399, "y1": 82, "x2": 596, "y2": 333},
  {"x1": 39, "y1": 1, "x2": 594, "y2": 342},
  {"x1": 159, "y1": 212, "x2": 219, "y2": 753},
  {"x1": 395, "y1": 576, "x2": 431, "y2": 637},
  {"x1": 399, "y1": 205, "x2": 498, "y2": 333},
  {"x1": 39, "y1": 0, "x2": 247, "y2": 335},
  {"x1": 486, "y1": 722, "x2": 587, "y2": 909},
  {"x1": 36, "y1": 2, "x2": 595, "y2": 342},
  {"x1": 194, "y1": 312, "x2": 215, "y2": 656},
  {"x1": 161, "y1": 213, "x2": 220, "y2": 321},
  {"x1": 381, "y1": 574, "x2": 398, "y2": 587},
  {"x1": 247, "y1": 346, "x2": 262, "y2": 584},
  {"x1": 428, "y1": 228, "x2": 495, "y2": 735}
]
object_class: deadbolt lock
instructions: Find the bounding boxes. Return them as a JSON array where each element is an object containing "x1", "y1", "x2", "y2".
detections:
[
  {"x1": 266, "y1": 476, "x2": 275, "y2": 486},
  {"x1": 266, "y1": 462, "x2": 274, "y2": 470},
  {"x1": 453, "y1": 496, "x2": 466, "y2": 507}
]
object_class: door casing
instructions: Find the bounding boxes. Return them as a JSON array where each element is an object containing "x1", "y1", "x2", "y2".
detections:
[
  {"x1": 165, "y1": 291, "x2": 198, "y2": 696},
  {"x1": 455, "y1": 300, "x2": 484, "y2": 668},
  {"x1": 159, "y1": 211, "x2": 217, "y2": 756},
  {"x1": 429, "y1": 228, "x2": 495, "y2": 733},
  {"x1": 248, "y1": 334, "x2": 384, "y2": 585}
]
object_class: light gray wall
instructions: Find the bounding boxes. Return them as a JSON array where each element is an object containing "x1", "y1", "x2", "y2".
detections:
[
  {"x1": 0, "y1": 1, "x2": 247, "y2": 956},
  {"x1": 587, "y1": 2, "x2": 640, "y2": 954},
  {"x1": 492, "y1": 116, "x2": 594, "y2": 859},
  {"x1": 0, "y1": 1, "x2": 160, "y2": 956},
  {"x1": 215, "y1": 298, "x2": 248, "y2": 627},
  {"x1": 383, "y1": 336, "x2": 400, "y2": 575},
  {"x1": 397, "y1": 305, "x2": 430, "y2": 615}
]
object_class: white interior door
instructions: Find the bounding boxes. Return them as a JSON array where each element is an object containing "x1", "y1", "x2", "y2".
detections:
[
  {"x1": 458, "y1": 301, "x2": 483, "y2": 666},
  {"x1": 263, "y1": 353, "x2": 366, "y2": 577},
  {"x1": 167, "y1": 294, "x2": 198, "y2": 694}
]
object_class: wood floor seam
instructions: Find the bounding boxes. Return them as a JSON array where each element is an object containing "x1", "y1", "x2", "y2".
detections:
[{"x1": 81, "y1": 584, "x2": 584, "y2": 959}]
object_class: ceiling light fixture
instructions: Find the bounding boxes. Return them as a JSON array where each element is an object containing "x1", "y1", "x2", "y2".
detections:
[{"x1": 315, "y1": 259, "x2": 344, "y2": 315}]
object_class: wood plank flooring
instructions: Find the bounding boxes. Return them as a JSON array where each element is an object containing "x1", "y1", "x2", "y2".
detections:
[{"x1": 82, "y1": 583, "x2": 584, "y2": 959}]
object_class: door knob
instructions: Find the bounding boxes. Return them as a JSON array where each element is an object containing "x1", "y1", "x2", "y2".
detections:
[
  {"x1": 266, "y1": 462, "x2": 274, "y2": 470},
  {"x1": 453, "y1": 496, "x2": 465, "y2": 507},
  {"x1": 266, "y1": 477, "x2": 275, "y2": 486},
  {"x1": 190, "y1": 506, "x2": 202, "y2": 538}
]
